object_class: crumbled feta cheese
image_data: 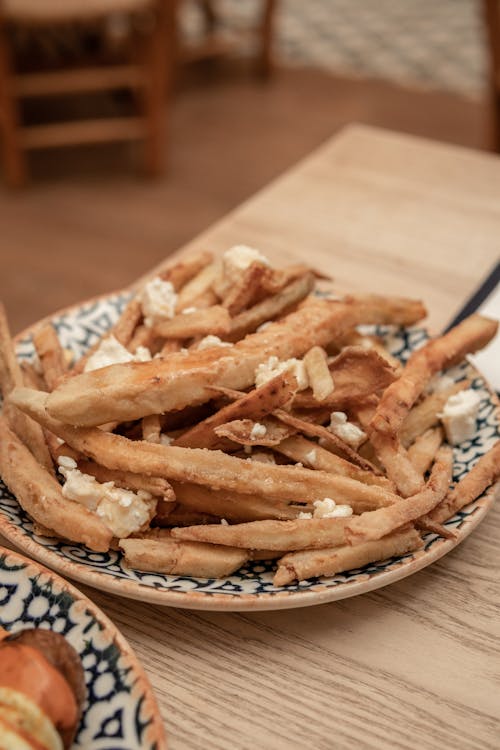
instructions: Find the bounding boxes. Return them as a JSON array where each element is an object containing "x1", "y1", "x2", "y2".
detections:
[
  {"x1": 54, "y1": 437, "x2": 65, "y2": 447},
  {"x1": 255, "y1": 356, "x2": 309, "y2": 391},
  {"x1": 295, "y1": 462, "x2": 303, "y2": 468},
  {"x1": 182, "y1": 306, "x2": 198, "y2": 314},
  {"x1": 58, "y1": 459, "x2": 155, "y2": 536},
  {"x1": 251, "y1": 452, "x2": 276, "y2": 464},
  {"x1": 160, "y1": 433, "x2": 173, "y2": 446},
  {"x1": 59, "y1": 465, "x2": 106, "y2": 511},
  {"x1": 223, "y1": 245, "x2": 270, "y2": 281},
  {"x1": 134, "y1": 346, "x2": 152, "y2": 362},
  {"x1": 256, "y1": 321, "x2": 272, "y2": 333},
  {"x1": 313, "y1": 498, "x2": 353, "y2": 519},
  {"x1": 305, "y1": 449, "x2": 317, "y2": 465},
  {"x1": 328, "y1": 411, "x2": 366, "y2": 449},
  {"x1": 439, "y1": 389, "x2": 481, "y2": 445},
  {"x1": 220, "y1": 518, "x2": 229, "y2": 526},
  {"x1": 96, "y1": 489, "x2": 154, "y2": 538},
  {"x1": 140, "y1": 277, "x2": 177, "y2": 327},
  {"x1": 298, "y1": 511, "x2": 313, "y2": 519},
  {"x1": 84, "y1": 335, "x2": 135, "y2": 372},
  {"x1": 250, "y1": 422, "x2": 267, "y2": 439},
  {"x1": 196, "y1": 335, "x2": 232, "y2": 351},
  {"x1": 425, "y1": 373, "x2": 455, "y2": 394},
  {"x1": 57, "y1": 455, "x2": 77, "y2": 470}
]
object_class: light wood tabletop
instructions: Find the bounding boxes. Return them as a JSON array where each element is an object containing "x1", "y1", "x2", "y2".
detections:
[{"x1": 3, "y1": 124, "x2": 500, "y2": 749}]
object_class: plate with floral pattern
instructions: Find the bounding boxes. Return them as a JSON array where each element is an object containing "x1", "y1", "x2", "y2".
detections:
[
  {"x1": 0, "y1": 544, "x2": 166, "y2": 749},
  {"x1": 0, "y1": 292, "x2": 498, "y2": 611}
]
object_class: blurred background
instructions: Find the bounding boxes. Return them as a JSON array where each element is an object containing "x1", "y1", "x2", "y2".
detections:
[{"x1": 1, "y1": 0, "x2": 498, "y2": 332}]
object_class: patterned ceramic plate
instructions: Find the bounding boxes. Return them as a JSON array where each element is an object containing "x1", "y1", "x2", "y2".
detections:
[
  {"x1": 0, "y1": 544, "x2": 167, "y2": 749},
  {"x1": 0, "y1": 293, "x2": 498, "y2": 611}
]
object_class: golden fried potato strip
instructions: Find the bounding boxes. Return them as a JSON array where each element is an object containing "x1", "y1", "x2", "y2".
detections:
[
  {"x1": 152, "y1": 306, "x2": 231, "y2": 339},
  {"x1": 0, "y1": 303, "x2": 53, "y2": 470},
  {"x1": 32, "y1": 322, "x2": 67, "y2": 390},
  {"x1": 0, "y1": 416, "x2": 112, "y2": 551},
  {"x1": 274, "y1": 527, "x2": 423, "y2": 585},
  {"x1": 119, "y1": 537, "x2": 248, "y2": 577},
  {"x1": 275, "y1": 434, "x2": 394, "y2": 489},
  {"x1": 171, "y1": 516, "x2": 352, "y2": 551},
  {"x1": 344, "y1": 446, "x2": 452, "y2": 544},
  {"x1": 370, "y1": 315, "x2": 497, "y2": 438},
  {"x1": 174, "y1": 372, "x2": 297, "y2": 448},
  {"x1": 303, "y1": 346, "x2": 334, "y2": 401},
  {"x1": 427, "y1": 441, "x2": 500, "y2": 524},
  {"x1": 407, "y1": 427, "x2": 443, "y2": 476},
  {"x1": 399, "y1": 381, "x2": 469, "y2": 447},
  {"x1": 293, "y1": 347, "x2": 397, "y2": 410},
  {"x1": 10, "y1": 388, "x2": 400, "y2": 509}
]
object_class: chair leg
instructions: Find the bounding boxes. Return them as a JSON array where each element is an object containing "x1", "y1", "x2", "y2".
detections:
[
  {"x1": 0, "y1": 20, "x2": 27, "y2": 187},
  {"x1": 256, "y1": 0, "x2": 278, "y2": 78},
  {"x1": 141, "y1": 0, "x2": 178, "y2": 176},
  {"x1": 482, "y1": 0, "x2": 500, "y2": 151}
]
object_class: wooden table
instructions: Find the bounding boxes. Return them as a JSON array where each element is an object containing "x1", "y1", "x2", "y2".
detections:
[{"x1": 3, "y1": 125, "x2": 500, "y2": 749}]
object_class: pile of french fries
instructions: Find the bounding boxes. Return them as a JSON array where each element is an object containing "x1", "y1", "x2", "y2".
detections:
[{"x1": 0, "y1": 248, "x2": 499, "y2": 586}]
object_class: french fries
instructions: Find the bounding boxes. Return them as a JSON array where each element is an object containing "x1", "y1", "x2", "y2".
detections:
[
  {"x1": 174, "y1": 372, "x2": 297, "y2": 448},
  {"x1": 0, "y1": 417, "x2": 112, "y2": 551},
  {"x1": 0, "y1": 247, "x2": 497, "y2": 587},
  {"x1": 152, "y1": 305, "x2": 231, "y2": 339},
  {"x1": 407, "y1": 427, "x2": 444, "y2": 475},
  {"x1": 427, "y1": 441, "x2": 500, "y2": 524},
  {"x1": 119, "y1": 536, "x2": 249, "y2": 577},
  {"x1": 10, "y1": 387, "x2": 399, "y2": 511},
  {"x1": 32, "y1": 322, "x2": 67, "y2": 390},
  {"x1": 303, "y1": 346, "x2": 334, "y2": 401},
  {"x1": 274, "y1": 527, "x2": 423, "y2": 585},
  {"x1": 0, "y1": 303, "x2": 53, "y2": 471}
]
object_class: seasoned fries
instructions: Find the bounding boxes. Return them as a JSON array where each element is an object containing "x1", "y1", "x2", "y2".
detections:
[
  {"x1": 303, "y1": 346, "x2": 334, "y2": 401},
  {"x1": 0, "y1": 246, "x2": 498, "y2": 588},
  {"x1": 274, "y1": 527, "x2": 423, "y2": 585},
  {"x1": 0, "y1": 417, "x2": 112, "y2": 551},
  {"x1": 119, "y1": 536, "x2": 249, "y2": 577}
]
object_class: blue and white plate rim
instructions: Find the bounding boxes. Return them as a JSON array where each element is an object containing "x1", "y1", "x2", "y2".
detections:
[
  {"x1": 0, "y1": 289, "x2": 498, "y2": 612},
  {"x1": 0, "y1": 543, "x2": 167, "y2": 748}
]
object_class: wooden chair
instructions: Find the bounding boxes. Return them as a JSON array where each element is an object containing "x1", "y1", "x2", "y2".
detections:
[
  {"x1": 483, "y1": 0, "x2": 500, "y2": 150},
  {"x1": 0, "y1": 0, "x2": 177, "y2": 187},
  {"x1": 184, "y1": 0, "x2": 278, "y2": 76}
]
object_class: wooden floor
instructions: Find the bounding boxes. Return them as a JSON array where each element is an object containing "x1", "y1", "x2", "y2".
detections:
[{"x1": 0, "y1": 63, "x2": 489, "y2": 333}]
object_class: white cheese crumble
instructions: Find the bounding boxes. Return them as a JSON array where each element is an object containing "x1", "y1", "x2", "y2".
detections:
[
  {"x1": 255, "y1": 356, "x2": 309, "y2": 391},
  {"x1": 251, "y1": 452, "x2": 276, "y2": 464},
  {"x1": 439, "y1": 389, "x2": 481, "y2": 445},
  {"x1": 140, "y1": 276, "x2": 178, "y2": 327},
  {"x1": 220, "y1": 518, "x2": 229, "y2": 526},
  {"x1": 250, "y1": 422, "x2": 267, "y2": 439},
  {"x1": 134, "y1": 346, "x2": 152, "y2": 362},
  {"x1": 328, "y1": 411, "x2": 366, "y2": 449},
  {"x1": 223, "y1": 245, "x2": 270, "y2": 279},
  {"x1": 182, "y1": 306, "x2": 198, "y2": 314},
  {"x1": 305, "y1": 449, "x2": 317, "y2": 465},
  {"x1": 84, "y1": 335, "x2": 151, "y2": 373},
  {"x1": 58, "y1": 455, "x2": 77, "y2": 470},
  {"x1": 58, "y1": 457, "x2": 155, "y2": 537},
  {"x1": 160, "y1": 434, "x2": 173, "y2": 446},
  {"x1": 298, "y1": 511, "x2": 313, "y2": 519},
  {"x1": 312, "y1": 498, "x2": 353, "y2": 519},
  {"x1": 196, "y1": 335, "x2": 232, "y2": 351}
]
